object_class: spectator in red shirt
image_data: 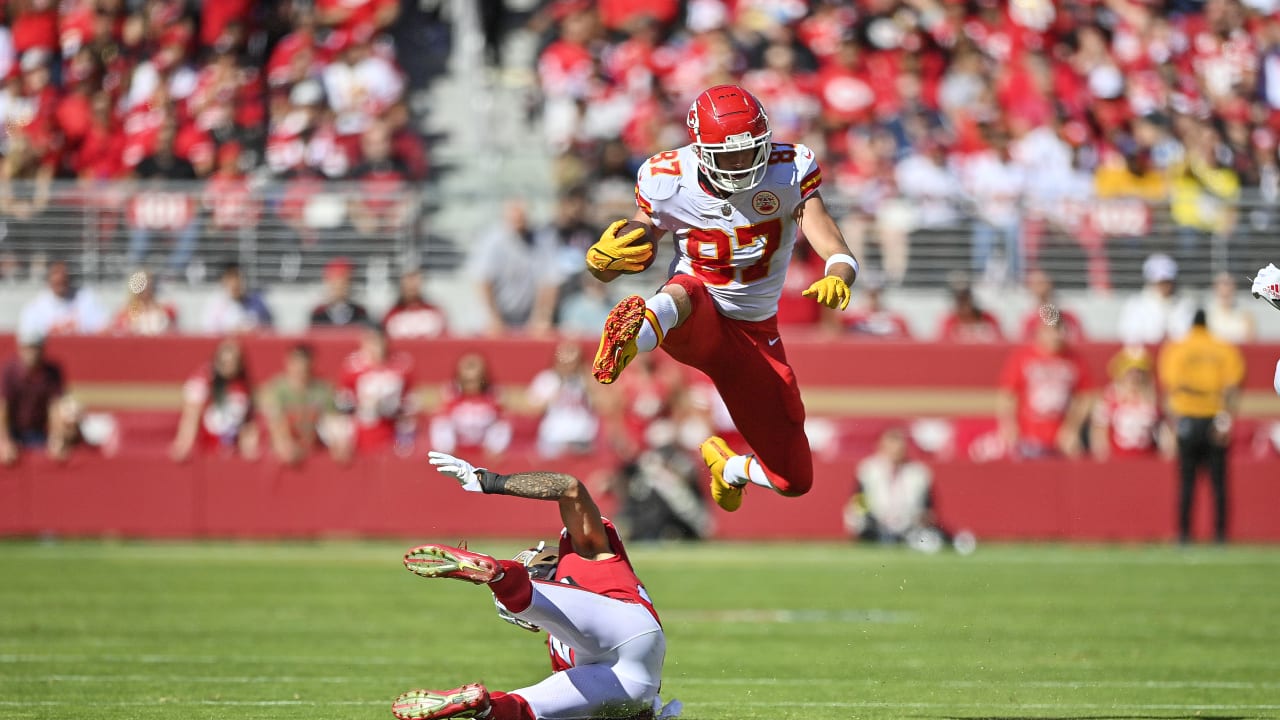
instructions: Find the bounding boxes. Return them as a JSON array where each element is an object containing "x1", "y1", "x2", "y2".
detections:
[
  {"x1": 125, "y1": 118, "x2": 201, "y2": 275},
  {"x1": 265, "y1": 79, "x2": 351, "y2": 179},
  {"x1": 267, "y1": 2, "x2": 321, "y2": 90},
  {"x1": 348, "y1": 120, "x2": 413, "y2": 235},
  {"x1": 336, "y1": 325, "x2": 417, "y2": 454},
  {"x1": 1018, "y1": 269, "x2": 1085, "y2": 343},
  {"x1": 188, "y1": 41, "x2": 265, "y2": 147},
  {"x1": 937, "y1": 284, "x2": 1003, "y2": 343},
  {"x1": 309, "y1": 257, "x2": 371, "y2": 329},
  {"x1": 385, "y1": 102, "x2": 429, "y2": 181},
  {"x1": 111, "y1": 269, "x2": 178, "y2": 336},
  {"x1": 0, "y1": 328, "x2": 64, "y2": 466},
  {"x1": 1090, "y1": 347, "x2": 1173, "y2": 462},
  {"x1": 171, "y1": 338, "x2": 260, "y2": 462},
  {"x1": 73, "y1": 91, "x2": 125, "y2": 180},
  {"x1": 774, "y1": 243, "x2": 825, "y2": 330},
  {"x1": 428, "y1": 352, "x2": 511, "y2": 459},
  {"x1": 316, "y1": 0, "x2": 398, "y2": 35},
  {"x1": 997, "y1": 317, "x2": 1095, "y2": 460},
  {"x1": 10, "y1": 0, "x2": 58, "y2": 56},
  {"x1": 199, "y1": 0, "x2": 252, "y2": 50},
  {"x1": 12, "y1": 48, "x2": 61, "y2": 164},
  {"x1": 843, "y1": 273, "x2": 912, "y2": 340},
  {"x1": 816, "y1": 33, "x2": 876, "y2": 138},
  {"x1": 54, "y1": 47, "x2": 98, "y2": 158},
  {"x1": 597, "y1": 0, "x2": 678, "y2": 32},
  {"x1": 203, "y1": 142, "x2": 259, "y2": 241},
  {"x1": 382, "y1": 265, "x2": 447, "y2": 340}
]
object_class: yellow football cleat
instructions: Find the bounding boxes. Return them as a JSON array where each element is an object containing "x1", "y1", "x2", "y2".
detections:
[
  {"x1": 592, "y1": 295, "x2": 647, "y2": 384},
  {"x1": 701, "y1": 436, "x2": 744, "y2": 512}
]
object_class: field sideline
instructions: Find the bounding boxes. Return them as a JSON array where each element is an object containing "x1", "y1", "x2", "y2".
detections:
[{"x1": 2, "y1": 540, "x2": 1278, "y2": 720}]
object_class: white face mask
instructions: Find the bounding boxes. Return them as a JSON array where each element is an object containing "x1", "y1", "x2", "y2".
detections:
[{"x1": 695, "y1": 131, "x2": 772, "y2": 193}]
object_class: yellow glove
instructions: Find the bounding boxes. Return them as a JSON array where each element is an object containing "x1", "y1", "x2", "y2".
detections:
[
  {"x1": 802, "y1": 275, "x2": 851, "y2": 310},
  {"x1": 586, "y1": 220, "x2": 654, "y2": 273}
]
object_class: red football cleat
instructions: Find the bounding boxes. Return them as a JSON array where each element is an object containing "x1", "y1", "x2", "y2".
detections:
[
  {"x1": 393, "y1": 683, "x2": 491, "y2": 720},
  {"x1": 592, "y1": 295, "x2": 647, "y2": 385},
  {"x1": 403, "y1": 544, "x2": 500, "y2": 584}
]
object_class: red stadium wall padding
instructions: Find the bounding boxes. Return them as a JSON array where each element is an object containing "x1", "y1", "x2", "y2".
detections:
[
  {"x1": 2, "y1": 452, "x2": 1278, "y2": 542},
  {"x1": 3, "y1": 334, "x2": 1279, "y2": 390}
]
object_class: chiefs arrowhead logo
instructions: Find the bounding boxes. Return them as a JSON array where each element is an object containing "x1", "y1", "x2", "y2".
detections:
[{"x1": 752, "y1": 190, "x2": 780, "y2": 215}]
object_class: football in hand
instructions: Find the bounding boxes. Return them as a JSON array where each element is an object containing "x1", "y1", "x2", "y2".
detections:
[{"x1": 615, "y1": 220, "x2": 656, "y2": 273}]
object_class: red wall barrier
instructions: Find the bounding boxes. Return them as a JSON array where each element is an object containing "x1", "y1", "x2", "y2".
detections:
[
  {"x1": 3, "y1": 451, "x2": 1277, "y2": 542},
  {"x1": 4, "y1": 333, "x2": 1279, "y2": 390}
]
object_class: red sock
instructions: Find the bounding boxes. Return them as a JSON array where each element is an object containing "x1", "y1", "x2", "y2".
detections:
[
  {"x1": 487, "y1": 691, "x2": 535, "y2": 720},
  {"x1": 488, "y1": 560, "x2": 533, "y2": 613}
]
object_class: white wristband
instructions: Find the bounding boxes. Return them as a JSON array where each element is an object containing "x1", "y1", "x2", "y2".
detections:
[{"x1": 825, "y1": 253, "x2": 858, "y2": 276}]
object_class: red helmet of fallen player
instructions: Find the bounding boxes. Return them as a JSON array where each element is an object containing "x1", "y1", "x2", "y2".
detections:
[{"x1": 686, "y1": 84, "x2": 773, "y2": 194}]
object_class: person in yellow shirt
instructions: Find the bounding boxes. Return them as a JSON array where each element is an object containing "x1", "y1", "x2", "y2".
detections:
[
  {"x1": 1094, "y1": 148, "x2": 1168, "y2": 202},
  {"x1": 1168, "y1": 125, "x2": 1240, "y2": 236},
  {"x1": 1157, "y1": 310, "x2": 1246, "y2": 544}
]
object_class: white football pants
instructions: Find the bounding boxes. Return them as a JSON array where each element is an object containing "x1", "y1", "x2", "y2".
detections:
[{"x1": 507, "y1": 582, "x2": 665, "y2": 720}]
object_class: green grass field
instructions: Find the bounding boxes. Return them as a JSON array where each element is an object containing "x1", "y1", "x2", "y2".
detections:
[{"x1": 2, "y1": 540, "x2": 1278, "y2": 720}]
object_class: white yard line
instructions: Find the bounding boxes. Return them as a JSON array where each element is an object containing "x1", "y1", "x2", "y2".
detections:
[{"x1": 4, "y1": 672, "x2": 1278, "y2": 692}]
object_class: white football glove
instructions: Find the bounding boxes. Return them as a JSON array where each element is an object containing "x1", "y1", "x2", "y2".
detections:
[
  {"x1": 1251, "y1": 263, "x2": 1280, "y2": 311},
  {"x1": 427, "y1": 450, "x2": 482, "y2": 492}
]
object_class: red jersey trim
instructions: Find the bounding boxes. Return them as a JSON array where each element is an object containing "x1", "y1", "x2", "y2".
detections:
[
  {"x1": 800, "y1": 168, "x2": 822, "y2": 199},
  {"x1": 635, "y1": 186, "x2": 654, "y2": 214}
]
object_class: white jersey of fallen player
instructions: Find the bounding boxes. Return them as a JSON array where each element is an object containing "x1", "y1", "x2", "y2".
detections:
[{"x1": 636, "y1": 142, "x2": 823, "y2": 322}]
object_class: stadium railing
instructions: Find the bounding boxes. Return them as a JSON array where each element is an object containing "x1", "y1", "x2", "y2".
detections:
[{"x1": 1, "y1": 180, "x2": 1279, "y2": 291}]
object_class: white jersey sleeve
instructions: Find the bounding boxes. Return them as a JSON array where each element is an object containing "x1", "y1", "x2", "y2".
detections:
[
  {"x1": 634, "y1": 143, "x2": 822, "y2": 322},
  {"x1": 793, "y1": 143, "x2": 822, "y2": 208},
  {"x1": 634, "y1": 150, "x2": 684, "y2": 231}
]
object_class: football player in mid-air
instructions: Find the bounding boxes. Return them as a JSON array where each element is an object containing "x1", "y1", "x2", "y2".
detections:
[
  {"x1": 391, "y1": 451, "x2": 677, "y2": 720},
  {"x1": 1251, "y1": 263, "x2": 1280, "y2": 395},
  {"x1": 586, "y1": 84, "x2": 859, "y2": 513}
]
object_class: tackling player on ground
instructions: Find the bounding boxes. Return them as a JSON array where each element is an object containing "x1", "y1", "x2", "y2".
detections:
[
  {"x1": 391, "y1": 450, "x2": 676, "y2": 720},
  {"x1": 586, "y1": 84, "x2": 859, "y2": 512}
]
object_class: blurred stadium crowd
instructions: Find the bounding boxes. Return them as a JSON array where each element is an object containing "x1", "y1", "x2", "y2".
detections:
[
  {"x1": 0, "y1": 0, "x2": 437, "y2": 281},
  {"x1": 0, "y1": 0, "x2": 426, "y2": 181},
  {"x1": 0, "y1": 0, "x2": 1279, "y2": 288},
  {"x1": 525, "y1": 0, "x2": 1280, "y2": 289}
]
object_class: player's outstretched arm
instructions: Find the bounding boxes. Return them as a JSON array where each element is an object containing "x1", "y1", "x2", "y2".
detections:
[
  {"x1": 797, "y1": 192, "x2": 857, "y2": 310},
  {"x1": 428, "y1": 451, "x2": 612, "y2": 558}
]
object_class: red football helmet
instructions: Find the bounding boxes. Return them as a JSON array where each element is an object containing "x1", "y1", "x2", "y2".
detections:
[{"x1": 686, "y1": 84, "x2": 773, "y2": 193}]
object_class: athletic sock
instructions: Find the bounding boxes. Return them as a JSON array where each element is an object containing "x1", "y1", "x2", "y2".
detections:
[
  {"x1": 487, "y1": 560, "x2": 532, "y2": 613},
  {"x1": 487, "y1": 691, "x2": 534, "y2": 720},
  {"x1": 724, "y1": 454, "x2": 775, "y2": 490},
  {"x1": 635, "y1": 293, "x2": 678, "y2": 353}
]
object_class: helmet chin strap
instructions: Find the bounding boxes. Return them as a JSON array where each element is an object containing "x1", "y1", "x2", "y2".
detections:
[
  {"x1": 697, "y1": 140, "x2": 770, "y2": 193},
  {"x1": 706, "y1": 164, "x2": 764, "y2": 194}
]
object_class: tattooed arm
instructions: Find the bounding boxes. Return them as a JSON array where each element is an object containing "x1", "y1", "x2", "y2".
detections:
[{"x1": 479, "y1": 469, "x2": 613, "y2": 559}]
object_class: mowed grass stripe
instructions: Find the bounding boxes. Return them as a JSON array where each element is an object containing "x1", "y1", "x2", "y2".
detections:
[
  {"x1": 4, "y1": 674, "x2": 1280, "y2": 690},
  {"x1": 2, "y1": 541, "x2": 1278, "y2": 719},
  {"x1": 4, "y1": 699, "x2": 1280, "y2": 711}
]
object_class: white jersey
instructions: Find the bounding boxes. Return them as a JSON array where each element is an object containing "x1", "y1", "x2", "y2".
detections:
[{"x1": 636, "y1": 142, "x2": 822, "y2": 322}]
